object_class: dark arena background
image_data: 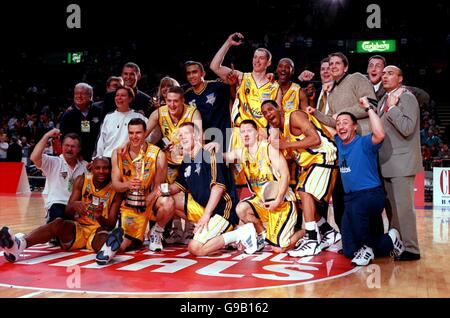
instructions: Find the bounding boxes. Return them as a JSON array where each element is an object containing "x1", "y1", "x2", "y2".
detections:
[{"x1": 0, "y1": 0, "x2": 449, "y2": 311}]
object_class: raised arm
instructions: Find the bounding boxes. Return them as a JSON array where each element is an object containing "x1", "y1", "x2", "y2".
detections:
[
  {"x1": 30, "y1": 128, "x2": 61, "y2": 168},
  {"x1": 210, "y1": 32, "x2": 244, "y2": 83},
  {"x1": 360, "y1": 97, "x2": 385, "y2": 144}
]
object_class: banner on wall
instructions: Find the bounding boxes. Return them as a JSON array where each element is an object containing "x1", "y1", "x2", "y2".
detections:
[{"x1": 433, "y1": 167, "x2": 450, "y2": 207}]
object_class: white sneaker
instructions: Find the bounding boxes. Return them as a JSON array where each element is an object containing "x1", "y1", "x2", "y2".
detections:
[
  {"x1": 288, "y1": 237, "x2": 322, "y2": 257},
  {"x1": 319, "y1": 228, "x2": 342, "y2": 250},
  {"x1": 96, "y1": 227, "x2": 124, "y2": 265},
  {"x1": 351, "y1": 245, "x2": 374, "y2": 266},
  {"x1": 388, "y1": 228, "x2": 405, "y2": 258},
  {"x1": 149, "y1": 226, "x2": 164, "y2": 252},
  {"x1": 0, "y1": 227, "x2": 26, "y2": 262},
  {"x1": 238, "y1": 223, "x2": 257, "y2": 255}
]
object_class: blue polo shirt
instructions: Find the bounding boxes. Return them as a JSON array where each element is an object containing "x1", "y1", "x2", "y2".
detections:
[{"x1": 335, "y1": 134, "x2": 382, "y2": 194}]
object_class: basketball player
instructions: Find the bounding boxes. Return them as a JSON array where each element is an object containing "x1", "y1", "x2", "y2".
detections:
[
  {"x1": 210, "y1": 32, "x2": 280, "y2": 188},
  {"x1": 276, "y1": 58, "x2": 311, "y2": 112},
  {"x1": 261, "y1": 100, "x2": 341, "y2": 257},
  {"x1": 220, "y1": 120, "x2": 299, "y2": 252},
  {"x1": 95, "y1": 118, "x2": 174, "y2": 265},
  {"x1": 0, "y1": 157, "x2": 121, "y2": 262},
  {"x1": 164, "y1": 122, "x2": 258, "y2": 256}
]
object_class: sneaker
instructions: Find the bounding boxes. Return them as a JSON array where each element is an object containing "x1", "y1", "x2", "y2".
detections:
[
  {"x1": 256, "y1": 232, "x2": 266, "y2": 252},
  {"x1": 149, "y1": 226, "x2": 164, "y2": 252},
  {"x1": 96, "y1": 227, "x2": 124, "y2": 265},
  {"x1": 388, "y1": 228, "x2": 405, "y2": 258},
  {"x1": 0, "y1": 227, "x2": 26, "y2": 262},
  {"x1": 238, "y1": 223, "x2": 257, "y2": 255},
  {"x1": 319, "y1": 228, "x2": 342, "y2": 250},
  {"x1": 288, "y1": 237, "x2": 322, "y2": 257},
  {"x1": 351, "y1": 245, "x2": 374, "y2": 266}
]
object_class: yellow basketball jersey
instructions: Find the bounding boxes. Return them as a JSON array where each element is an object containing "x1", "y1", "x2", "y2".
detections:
[
  {"x1": 233, "y1": 73, "x2": 279, "y2": 129},
  {"x1": 118, "y1": 142, "x2": 160, "y2": 200},
  {"x1": 240, "y1": 140, "x2": 295, "y2": 202},
  {"x1": 279, "y1": 82, "x2": 301, "y2": 112},
  {"x1": 282, "y1": 111, "x2": 337, "y2": 168},
  {"x1": 79, "y1": 174, "x2": 116, "y2": 226},
  {"x1": 158, "y1": 104, "x2": 196, "y2": 164}
]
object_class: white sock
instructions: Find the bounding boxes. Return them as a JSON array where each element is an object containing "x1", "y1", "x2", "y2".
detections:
[
  {"x1": 222, "y1": 229, "x2": 241, "y2": 245},
  {"x1": 305, "y1": 221, "x2": 316, "y2": 232},
  {"x1": 316, "y1": 217, "x2": 326, "y2": 227}
]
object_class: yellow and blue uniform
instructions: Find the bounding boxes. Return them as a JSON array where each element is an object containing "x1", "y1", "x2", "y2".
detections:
[
  {"x1": 282, "y1": 110, "x2": 338, "y2": 203},
  {"x1": 66, "y1": 174, "x2": 116, "y2": 251},
  {"x1": 118, "y1": 142, "x2": 160, "y2": 242},
  {"x1": 240, "y1": 140, "x2": 297, "y2": 248},
  {"x1": 174, "y1": 148, "x2": 238, "y2": 244},
  {"x1": 229, "y1": 73, "x2": 279, "y2": 186},
  {"x1": 185, "y1": 80, "x2": 232, "y2": 149},
  {"x1": 158, "y1": 104, "x2": 197, "y2": 183}
]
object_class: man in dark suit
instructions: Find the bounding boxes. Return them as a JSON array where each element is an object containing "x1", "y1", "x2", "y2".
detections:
[
  {"x1": 377, "y1": 65, "x2": 422, "y2": 261},
  {"x1": 100, "y1": 62, "x2": 154, "y2": 120}
]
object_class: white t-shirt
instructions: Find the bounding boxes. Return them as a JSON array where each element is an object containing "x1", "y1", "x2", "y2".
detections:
[
  {"x1": 96, "y1": 110, "x2": 148, "y2": 158},
  {"x1": 40, "y1": 154, "x2": 88, "y2": 210},
  {"x1": 0, "y1": 142, "x2": 8, "y2": 159}
]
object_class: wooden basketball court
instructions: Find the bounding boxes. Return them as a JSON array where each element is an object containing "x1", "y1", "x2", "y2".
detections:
[{"x1": 0, "y1": 193, "x2": 449, "y2": 298}]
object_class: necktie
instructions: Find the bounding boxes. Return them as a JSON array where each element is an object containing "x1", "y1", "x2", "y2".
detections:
[{"x1": 318, "y1": 91, "x2": 327, "y2": 113}]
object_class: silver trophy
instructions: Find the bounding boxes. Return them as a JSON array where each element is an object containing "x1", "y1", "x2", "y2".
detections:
[{"x1": 125, "y1": 151, "x2": 147, "y2": 211}]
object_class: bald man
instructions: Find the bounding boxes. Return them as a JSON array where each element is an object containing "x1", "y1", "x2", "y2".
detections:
[{"x1": 377, "y1": 65, "x2": 422, "y2": 261}]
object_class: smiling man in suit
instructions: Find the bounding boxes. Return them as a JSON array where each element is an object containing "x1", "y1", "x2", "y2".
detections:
[{"x1": 377, "y1": 65, "x2": 422, "y2": 261}]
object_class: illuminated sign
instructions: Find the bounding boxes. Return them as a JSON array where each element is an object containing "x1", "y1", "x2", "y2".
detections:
[{"x1": 356, "y1": 40, "x2": 396, "y2": 53}]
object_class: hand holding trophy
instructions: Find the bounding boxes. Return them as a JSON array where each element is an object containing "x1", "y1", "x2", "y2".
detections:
[{"x1": 125, "y1": 147, "x2": 147, "y2": 212}]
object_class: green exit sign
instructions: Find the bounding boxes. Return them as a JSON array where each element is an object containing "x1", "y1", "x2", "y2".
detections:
[
  {"x1": 356, "y1": 40, "x2": 396, "y2": 53},
  {"x1": 67, "y1": 52, "x2": 83, "y2": 64}
]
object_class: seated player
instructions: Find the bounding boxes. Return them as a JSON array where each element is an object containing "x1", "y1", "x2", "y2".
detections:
[
  {"x1": 165, "y1": 122, "x2": 258, "y2": 256},
  {"x1": 0, "y1": 157, "x2": 121, "y2": 262},
  {"x1": 220, "y1": 120, "x2": 300, "y2": 253}
]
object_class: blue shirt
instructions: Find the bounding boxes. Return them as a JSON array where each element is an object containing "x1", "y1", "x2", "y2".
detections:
[
  {"x1": 335, "y1": 134, "x2": 382, "y2": 193},
  {"x1": 184, "y1": 81, "x2": 231, "y2": 148},
  {"x1": 175, "y1": 148, "x2": 239, "y2": 224}
]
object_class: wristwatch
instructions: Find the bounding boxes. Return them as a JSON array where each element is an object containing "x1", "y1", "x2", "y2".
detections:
[{"x1": 365, "y1": 105, "x2": 375, "y2": 112}]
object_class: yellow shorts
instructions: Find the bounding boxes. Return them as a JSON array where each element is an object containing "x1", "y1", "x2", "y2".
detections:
[
  {"x1": 243, "y1": 196, "x2": 297, "y2": 248},
  {"x1": 120, "y1": 198, "x2": 157, "y2": 242},
  {"x1": 185, "y1": 194, "x2": 233, "y2": 244},
  {"x1": 66, "y1": 222, "x2": 100, "y2": 251},
  {"x1": 296, "y1": 165, "x2": 337, "y2": 203}
]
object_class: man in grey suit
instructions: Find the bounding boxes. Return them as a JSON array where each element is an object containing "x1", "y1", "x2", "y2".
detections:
[{"x1": 378, "y1": 65, "x2": 422, "y2": 261}]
